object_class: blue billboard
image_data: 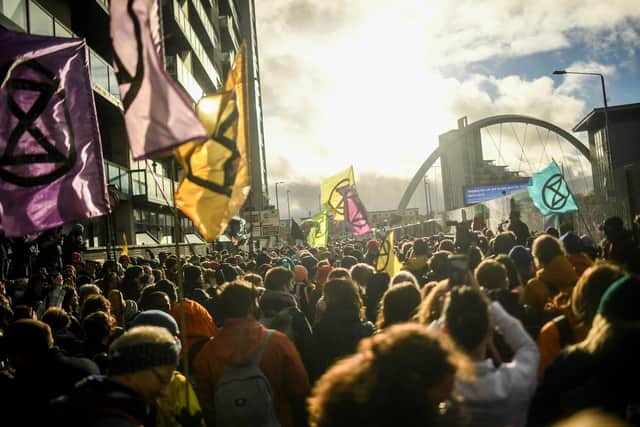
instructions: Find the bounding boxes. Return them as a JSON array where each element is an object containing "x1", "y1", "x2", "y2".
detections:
[{"x1": 464, "y1": 181, "x2": 529, "y2": 205}]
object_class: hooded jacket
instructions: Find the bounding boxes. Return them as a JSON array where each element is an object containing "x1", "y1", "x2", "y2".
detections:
[
  {"x1": 170, "y1": 299, "x2": 218, "y2": 355},
  {"x1": 51, "y1": 375, "x2": 151, "y2": 427},
  {"x1": 192, "y1": 317, "x2": 310, "y2": 427},
  {"x1": 259, "y1": 290, "x2": 315, "y2": 373},
  {"x1": 523, "y1": 255, "x2": 577, "y2": 318}
]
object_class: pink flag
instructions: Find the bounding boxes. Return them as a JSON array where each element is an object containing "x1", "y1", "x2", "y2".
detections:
[
  {"x1": 0, "y1": 28, "x2": 110, "y2": 237},
  {"x1": 338, "y1": 186, "x2": 372, "y2": 236},
  {"x1": 110, "y1": 0, "x2": 207, "y2": 160}
]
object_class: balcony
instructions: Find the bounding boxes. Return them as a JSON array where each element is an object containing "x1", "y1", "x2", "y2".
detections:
[
  {"x1": 131, "y1": 169, "x2": 176, "y2": 207},
  {"x1": 89, "y1": 49, "x2": 122, "y2": 108},
  {"x1": 190, "y1": 0, "x2": 220, "y2": 49},
  {"x1": 175, "y1": 56, "x2": 205, "y2": 102},
  {"x1": 105, "y1": 161, "x2": 132, "y2": 197},
  {"x1": 172, "y1": 0, "x2": 222, "y2": 88}
]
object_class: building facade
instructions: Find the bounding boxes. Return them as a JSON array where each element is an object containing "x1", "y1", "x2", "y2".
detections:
[
  {"x1": 0, "y1": 0, "x2": 266, "y2": 256},
  {"x1": 573, "y1": 103, "x2": 640, "y2": 223}
]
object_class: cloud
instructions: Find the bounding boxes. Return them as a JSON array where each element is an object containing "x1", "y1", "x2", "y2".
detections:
[{"x1": 255, "y1": 1, "x2": 636, "y2": 210}]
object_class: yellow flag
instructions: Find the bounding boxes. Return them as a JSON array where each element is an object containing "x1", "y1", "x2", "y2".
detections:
[
  {"x1": 120, "y1": 233, "x2": 128, "y2": 256},
  {"x1": 174, "y1": 45, "x2": 250, "y2": 241},
  {"x1": 320, "y1": 166, "x2": 355, "y2": 221},
  {"x1": 376, "y1": 231, "x2": 401, "y2": 277},
  {"x1": 304, "y1": 210, "x2": 328, "y2": 248}
]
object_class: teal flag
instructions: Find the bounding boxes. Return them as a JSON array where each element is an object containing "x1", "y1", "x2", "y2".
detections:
[{"x1": 528, "y1": 161, "x2": 578, "y2": 215}]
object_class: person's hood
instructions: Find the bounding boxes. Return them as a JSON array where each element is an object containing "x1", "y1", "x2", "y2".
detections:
[
  {"x1": 218, "y1": 317, "x2": 267, "y2": 365},
  {"x1": 259, "y1": 289, "x2": 297, "y2": 313},
  {"x1": 537, "y1": 255, "x2": 577, "y2": 293}
]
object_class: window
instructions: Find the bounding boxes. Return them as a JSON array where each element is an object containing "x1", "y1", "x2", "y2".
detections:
[
  {"x1": 1, "y1": 0, "x2": 27, "y2": 29},
  {"x1": 54, "y1": 20, "x2": 72, "y2": 38},
  {"x1": 28, "y1": 1, "x2": 53, "y2": 36},
  {"x1": 90, "y1": 50, "x2": 109, "y2": 91}
]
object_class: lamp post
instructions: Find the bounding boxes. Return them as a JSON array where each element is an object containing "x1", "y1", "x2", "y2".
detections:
[
  {"x1": 286, "y1": 190, "x2": 292, "y2": 226},
  {"x1": 274, "y1": 181, "x2": 285, "y2": 214},
  {"x1": 552, "y1": 69, "x2": 614, "y2": 196}
]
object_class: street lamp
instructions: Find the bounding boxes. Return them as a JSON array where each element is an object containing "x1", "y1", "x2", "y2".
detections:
[
  {"x1": 552, "y1": 69, "x2": 614, "y2": 195},
  {"x1": 274, "y1": 181, "x2": 285, "y2": 213},
  {"x1": 286, "y1": 190, "x2": 292, "y2": 224}
]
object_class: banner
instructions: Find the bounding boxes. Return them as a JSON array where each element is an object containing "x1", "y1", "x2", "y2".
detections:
[
  {"x1": 110, "y1": 0, "x2": 207, "y2": 159},
  {"x1": 528, "y1": 161, "x2": 578, "y2": 216},
  {"x1": 376, "y1": 231, "x2": 401, "y2": 277},
  {"x1": 0, "y1": 29, "x2": 110, "y2": 237},
  {"x1": 290, "y1": 219, "x2": 305, "y2": 240},
  {"x1": 337, "y1": 185, "x2": 371, "y2": 236},
  {"x1": 174, "y1": 45, "x2": 250, "y2": 241},
  {"x1": 320, "y1": 166, "x2": 354, "y2": 221},
  {"x1": 305, "y1": 210, "x2": 328, "y2": 248}
]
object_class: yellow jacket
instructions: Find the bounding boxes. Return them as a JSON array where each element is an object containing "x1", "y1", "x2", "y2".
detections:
[
  {"x1": 156, "y1": 371, "x2": 206, "y2": 427},
  {"x1": 524, "y1": 255, "x2": 577, "y2": 316}
]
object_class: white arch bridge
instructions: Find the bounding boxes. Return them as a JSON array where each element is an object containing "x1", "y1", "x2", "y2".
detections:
[{"x1": 397, "y1": 114, "x2": 592, "y2": 212}]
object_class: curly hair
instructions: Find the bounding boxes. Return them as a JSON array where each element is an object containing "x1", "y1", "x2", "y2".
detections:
[{"x1": 308, "y1": 323, "x2": 467, "y2": 427}]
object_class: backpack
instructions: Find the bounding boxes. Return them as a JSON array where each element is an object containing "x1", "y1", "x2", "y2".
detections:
[
  {"x1": 259, "y1": 307, "x2": 297, "y2": 342},
  {"x1": 214, "y1": 330, "x2": 280, "y2": 427}
]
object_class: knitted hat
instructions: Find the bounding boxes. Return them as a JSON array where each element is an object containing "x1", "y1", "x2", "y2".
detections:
[
  {"x1": 508, "y1": 245, "x2": 533, "y2": 268},
  {"x1": 131, "y1": 310, "x2": 179, "y2": 336},
  {"x1": 598, "y1": 274, "x2": 640, "y2": 323},
  {"x1": 109, "y1": 339, "x2": 179, "y2": 375}
]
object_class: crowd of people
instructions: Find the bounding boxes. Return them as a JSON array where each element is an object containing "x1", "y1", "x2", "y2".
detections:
[{"x1": 0, "y1": 212, "x2": 639, "y2": 426}]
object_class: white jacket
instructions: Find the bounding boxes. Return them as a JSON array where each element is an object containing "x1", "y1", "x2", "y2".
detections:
[{"x1": 455, "y1": 302, "x2": 540, "y2": 427}]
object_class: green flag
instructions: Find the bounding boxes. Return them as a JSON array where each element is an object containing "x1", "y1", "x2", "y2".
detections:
[
  {"x1": 305, "y1": 210, "x2": 328, "y2": 248},
  {"x1": 528, "y1": 161, "x2": 578, "y2": 215}
]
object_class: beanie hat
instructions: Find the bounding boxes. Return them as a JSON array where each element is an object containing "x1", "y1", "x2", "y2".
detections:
[
  {"x1": 109, "y1": 339, "x2": 179, "y2": 375},
  {"x1": 598, "y1": 274, "x2": 640, "y2": 323},
  {"x1": 131, "y1": 310, "x2": 179, "y2": 336},
  {"x1": 508, "y1": 245, "x2": 533, "y2": 268}
]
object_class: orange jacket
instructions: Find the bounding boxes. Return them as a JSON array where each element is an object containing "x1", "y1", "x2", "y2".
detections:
[
  {"x1": 537, "y1": 303, "x2": 588, "y2": 381},
  {"x1": 192, "y1": 317, "x2": 310, "y2": 427},
  {"x1": 170, "y1": 299, "x2": 218, "y2": 355}
]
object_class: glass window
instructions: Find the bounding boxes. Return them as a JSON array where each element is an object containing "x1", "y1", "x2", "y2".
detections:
[
  {"x1": 29, "y1": 1, "x2": 53, "y2": 35},
  {"x1": 90, "y1": 50, "x2": 109, "y2": 90},
  {"x1": 1, "y1": 0, "x2": 27, "y2": 29},
  {"x1": 54, "y1": 20, "x2": 72, "y2": 38},
  {"x1": 108, "y1": 67, "x2": 120, "y2": 99}
]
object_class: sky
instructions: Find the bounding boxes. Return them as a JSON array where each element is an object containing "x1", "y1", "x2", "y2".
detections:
[{"x1": 254, "y1": 0, "x2": 640, "y2": 220}]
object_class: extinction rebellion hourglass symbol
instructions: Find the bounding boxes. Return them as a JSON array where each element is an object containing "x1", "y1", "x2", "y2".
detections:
[
  {"x1": 542, "y1": 174, "x2": 570, "y2": 211},
  {"x1": 0, "y1": 59, "x2": 76, "y2": 187},
  {"x1": 327, "y1": 178, "x2": 350, "y2": 217}
]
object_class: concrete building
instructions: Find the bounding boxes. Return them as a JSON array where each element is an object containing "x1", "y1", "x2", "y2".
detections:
[
  {"x1": 573, "y1": 103, "x2": 640, "y2": 222},
  {"x1": 0, "y1": 0, "x2": 266, "y2": 257},
  {"x1": 439, "y1": 117, "x2": 523, "y2": 210}
]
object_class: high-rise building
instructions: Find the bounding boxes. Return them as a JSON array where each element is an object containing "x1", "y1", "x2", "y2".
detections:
[{"x1": 0, "y1": 0, "x2": 266, "y2": 256}]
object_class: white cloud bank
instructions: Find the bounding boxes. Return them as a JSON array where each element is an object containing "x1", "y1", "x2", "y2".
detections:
[{"x1": 255, "y1": 0, "x2": 639, "y2": 215}]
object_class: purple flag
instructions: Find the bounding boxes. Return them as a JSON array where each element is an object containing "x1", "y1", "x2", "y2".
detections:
[
  {"x1": 338, "y1": 186, "x2": 372, "y2": 236},
  {"x1": 0, "y1": 28, "x2": 110, "y2": 237},
  {"x1": 110, "y1": 0, "x2": 208, "y2": 160}
]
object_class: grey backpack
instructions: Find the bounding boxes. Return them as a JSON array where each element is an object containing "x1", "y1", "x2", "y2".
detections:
[{"x1": 214, "y1": 330, "x2": 281, "y2": 427}]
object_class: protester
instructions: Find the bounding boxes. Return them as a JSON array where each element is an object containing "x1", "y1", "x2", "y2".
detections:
[
  {"x1": 52, "y1": 325, "x2": 179, "y2": 426},
  {"x1": 308, "y1": 323, "x2": 468, "y2": 427},
  {"x1": 192, "y1": 280, "x2": 310, "y2": 427}
]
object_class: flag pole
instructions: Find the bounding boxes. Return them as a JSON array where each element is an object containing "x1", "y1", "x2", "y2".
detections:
[
  {"x1": 170, "y1": 157, "x2": 190, "y2": 410},
  {"x1": 552, "y1": 159, "x2": 595, "y2": 242}
]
